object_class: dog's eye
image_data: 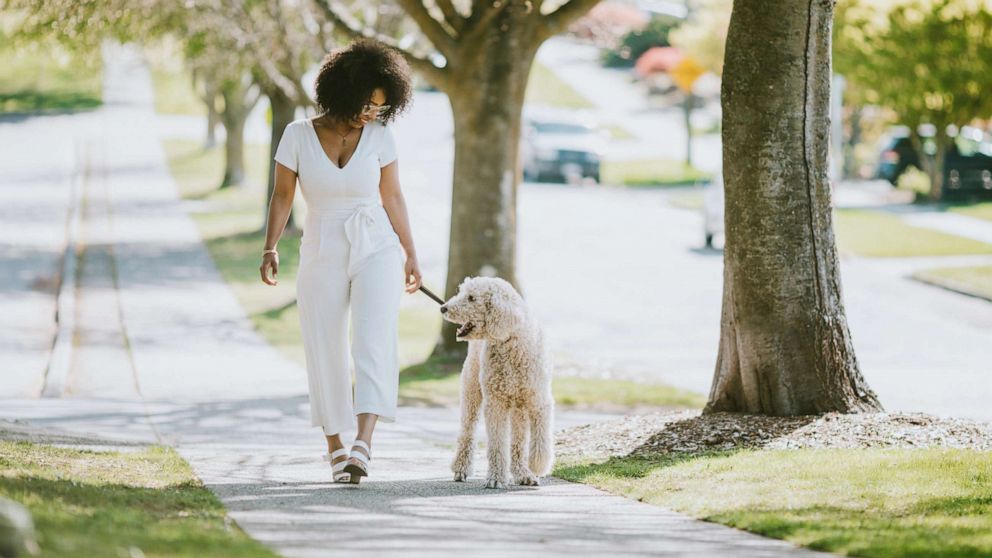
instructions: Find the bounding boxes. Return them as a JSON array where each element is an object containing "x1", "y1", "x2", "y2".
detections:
[{"x1": 468, "y1": 295, "x2": 475, "y2": 302}]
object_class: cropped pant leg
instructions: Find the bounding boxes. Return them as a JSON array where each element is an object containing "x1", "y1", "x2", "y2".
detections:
[
  {"x1": 296, "y1": 218, "x2": 354, "y2": 435},
  {"x1": 350, "y1": 244, "x2": 404, "y2": 422}
]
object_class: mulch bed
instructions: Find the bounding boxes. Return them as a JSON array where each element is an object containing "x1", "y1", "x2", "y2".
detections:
[{"x1": 556, "y1": 410, "x2": 992, "y2": 462}]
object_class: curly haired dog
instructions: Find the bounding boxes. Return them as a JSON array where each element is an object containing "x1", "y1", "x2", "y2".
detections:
[{"x1": 440, "y1": 276, "x2": 555, "y2": 489}]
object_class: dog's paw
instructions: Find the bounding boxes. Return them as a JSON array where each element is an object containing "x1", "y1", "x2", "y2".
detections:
[
  {"x1": 484, "y1": 476, "x2": 507, "y2": 489},
  {"x1": 453, "y1": 471, "x2": 468, "y2": 482},
  {"x1": 515, "y1": 473, "x2": 540, "y2": 486}
]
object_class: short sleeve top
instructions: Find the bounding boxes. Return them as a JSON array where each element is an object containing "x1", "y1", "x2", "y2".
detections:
[{"x1": 273, "y1": 118, "x2": 398, "y2": 209}]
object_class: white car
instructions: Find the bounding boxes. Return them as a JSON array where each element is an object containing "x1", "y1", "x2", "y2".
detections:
[{"x1": 702, "y1": 172, "x2": 724, "y2": 249}]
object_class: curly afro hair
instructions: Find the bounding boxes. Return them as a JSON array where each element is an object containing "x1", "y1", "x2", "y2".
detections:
[{"x1": 313, "y1": 39, "x2": 412, "y2": 125}]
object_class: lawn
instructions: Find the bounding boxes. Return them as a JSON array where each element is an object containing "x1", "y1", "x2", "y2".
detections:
[
  {"x1": 160, "y1": 137, "x2": 705, "y2": 412},
  {"x1": 525, "y1": 61, "x2": 595, "y2": 109},
  {"x1": 834, "y1": 209, "x2": 992, "y2": 257},
  {"x1": 0, "y1": 441, "x2": 278, "y2": 558},
  {"x1": 913, "y1": 266, "x2": 992, "y2": 301},
  {"x1": 556, "y1": 448, "x2": 992, "y2": 558},
  {"x1": 0, "y1": 29, "x2": 102, "y2": 114},
  {"x1": 602, "y1": 159, "x2": 711, "y2": 187},
  {"x1": 948, "y1": 202, "x2": 992, "y2": 223}
]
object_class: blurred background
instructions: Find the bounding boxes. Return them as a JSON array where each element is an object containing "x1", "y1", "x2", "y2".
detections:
[{"x1": 1, "y1": 0, "x2": 990, "y2": 422}]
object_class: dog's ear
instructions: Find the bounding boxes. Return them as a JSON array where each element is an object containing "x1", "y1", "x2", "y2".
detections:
[{"x1": 486, "y1": 289, "x2": 525, "y2": 341}]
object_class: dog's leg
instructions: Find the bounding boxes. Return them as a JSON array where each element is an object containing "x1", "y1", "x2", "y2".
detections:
[
  {"x1": 510, "y1": 409, "x2": 538, "y2": 486},
  {"x1": 452, "y1": 345, "x2": 483, "y2": 482},
  {"x1": 528, "y1": 401, "x2": 555, "y2": 477},
  {"x1": 483, "y1": 402, "x2": 511, "y2": 489}
]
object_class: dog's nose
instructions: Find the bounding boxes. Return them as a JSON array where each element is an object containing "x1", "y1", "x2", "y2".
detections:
[{"x1": 440, "y1": 305, "x2": 447, "y2": 314}]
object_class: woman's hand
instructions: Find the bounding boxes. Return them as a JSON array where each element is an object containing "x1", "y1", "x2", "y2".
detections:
[
  {"x1": 404, "y1": 254, "x2": 422, "y2": 294},
  {"x1": 260, "y1": 252, "x2": 279, "y2": 285}
]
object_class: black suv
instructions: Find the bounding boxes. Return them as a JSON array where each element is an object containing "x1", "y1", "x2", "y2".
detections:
[{"x1": 877, "y1": 129, "x2": 992, "y2": 199}]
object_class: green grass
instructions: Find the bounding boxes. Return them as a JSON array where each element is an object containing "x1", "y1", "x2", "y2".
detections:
[
  {"x1": 398, "y1": 354, "x2": 704, "y2": 410},
  {"x1": 834, "y1": 209, "x2": 992, "y2": 257},
  {"x1": 602, "y1": 124, "x2": 636, "y2": 140},
  {"x1": 913, "y1": 265, "x2": 992, "y2": 301},
  {"x1": 556, "y1": 448, "x2": 992, "y2": 558},
  {"x1": 602, "y1": 159, "x2": 711, "y2": 187},
  {"x1": 0, "y1": 440, "x2": 278, "y2": 558},
  {"x1": 948, "y1": 202, "x2": 992, "y2": 223},
  {"x1": 526, "y1": 62, "x2": 595, "y2": 109},
  {"x1": 149, "y1": 66, "x2": 207, "y2": 117},
  {"x1": 0, "y1": 32, "x2": 102, "y2": 114},
  {"x1": 161, "y1": 138, "x2": 705, "y2": 412}
]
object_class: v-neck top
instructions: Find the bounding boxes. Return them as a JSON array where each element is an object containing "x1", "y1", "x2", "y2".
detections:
[{"x1": 274, "y1": 117, "x2": 398, "y2": 211}]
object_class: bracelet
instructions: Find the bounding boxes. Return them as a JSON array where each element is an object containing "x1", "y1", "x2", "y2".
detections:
[{"x1": 262, "y1": 249, "x2": 278, "y2": 256}]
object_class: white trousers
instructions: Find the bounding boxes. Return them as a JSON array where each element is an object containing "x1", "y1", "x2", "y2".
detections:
[{"x1": 296, "y1": 199, "x2": 404, "y2": 435}]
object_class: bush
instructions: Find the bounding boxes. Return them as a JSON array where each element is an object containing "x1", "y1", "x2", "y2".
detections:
[
  {"x1": 601, "y1": 15, "x2": 682, "y2": 68},
  {"x1": 896, "y1": 165, "x2": 930, "y2": 201}
]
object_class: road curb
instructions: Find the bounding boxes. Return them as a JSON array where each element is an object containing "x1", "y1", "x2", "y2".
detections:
[{"x1": 41, "y1": 140, "x2": 86, "y2": 398}]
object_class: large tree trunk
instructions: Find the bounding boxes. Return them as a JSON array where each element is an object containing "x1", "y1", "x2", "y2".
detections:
[
  {"x1": 431, "y1": 8, "x2": 541, "y2": 357},
  {"x1": 705, "y1": 0, "x2": 882, "y2": 415},
  {"x1": 265, "y1": 86, "x2": 298, "y2": 232}
]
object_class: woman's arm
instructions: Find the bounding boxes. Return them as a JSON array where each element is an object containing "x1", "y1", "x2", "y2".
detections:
[
  {"x1": 379, "y1": 160, "x2": 423, "y2": 293},
  {"x1": 259, "y1": 162, "x2": 297, "y2": 286}
]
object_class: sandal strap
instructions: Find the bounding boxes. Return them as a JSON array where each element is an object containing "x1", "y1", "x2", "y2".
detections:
[
  {"x1": 349, "y1": 447, "x2": 371, "y2": 465},
  {"x1": 322, "y1": 448, "x2": 349, "y2": 462},
  {"x1": 352, "y1": 439, "x2": 370, "y2": 454}
]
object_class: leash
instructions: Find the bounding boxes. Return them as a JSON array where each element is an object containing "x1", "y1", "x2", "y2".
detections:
[{"x1": 418, "y1": 284, "x2": 445, "y2": 305}]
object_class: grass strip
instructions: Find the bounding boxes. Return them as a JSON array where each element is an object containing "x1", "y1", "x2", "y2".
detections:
[
  {"x1": 556, "y1": 448, "x2": 992, "y2": 558},
  {"x1": 0, "y1": 441, "x2": 278, "y2": 558}
]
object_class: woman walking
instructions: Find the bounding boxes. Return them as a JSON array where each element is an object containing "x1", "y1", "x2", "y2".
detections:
[{"x1": 259, "y1": 39, "x2": 422, "y2": 484}]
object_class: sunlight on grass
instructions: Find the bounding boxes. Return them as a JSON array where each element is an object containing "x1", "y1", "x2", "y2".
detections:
[
  {"x1": 913, "y1": 265, "x2": 992, "y2": 301},
  {"x1": 0, "y1": 441, "x2": 278, "y2": 558},
  {"x1": 556, "y1": 448, "x2": 992, "y2": 558},
  {"x1": 835, "y1": 209, "x2": 992, "y2": 257},
  {"x1": 0, "y1": 31, "x2": 102, "y2": 114},
  {"x1": 949, "y1": 202, "x2": 992, "y2": 223},
  {"x1": 526, "y1": 62, "x2": 595, "y2": 109},
  {"x1": 602, "y1": 159, "x2": 711, "y2": 187}
]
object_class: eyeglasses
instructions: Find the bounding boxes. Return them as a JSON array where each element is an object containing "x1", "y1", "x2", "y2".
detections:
[{"x1": 361, "y1": 103, "x2": 391, "y2": 117}]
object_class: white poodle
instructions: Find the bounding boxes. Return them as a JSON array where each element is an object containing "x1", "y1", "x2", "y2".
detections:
[{"x1": 440, "y1": 276, "x2": 555, "y2": 489}]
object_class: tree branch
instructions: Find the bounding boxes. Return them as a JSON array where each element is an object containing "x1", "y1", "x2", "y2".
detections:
[
  {"x1": 394, "y1": 0, "x2": 459, "y2": 56},
  {"x1": 536, "y1": 0, "x2": 601, "y2": 41},
  {"x1": 435, "y1": 0, "x2": 465, "y2": 33},
  {"x1": 311, "y1": 0, "x2": 452, "y2": 91},
  {"x1": 462, "y1": 0, "x2": 512, "y2": 48}
]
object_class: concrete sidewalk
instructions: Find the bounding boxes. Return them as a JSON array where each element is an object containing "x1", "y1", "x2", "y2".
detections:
[{"x1": 1, "y1": 397, "x2": 828, "y2": 558}]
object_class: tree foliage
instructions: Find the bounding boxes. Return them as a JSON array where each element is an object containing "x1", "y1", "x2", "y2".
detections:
[{"x1": 834, "y1": 0, "x2": 992, "y2": 199}]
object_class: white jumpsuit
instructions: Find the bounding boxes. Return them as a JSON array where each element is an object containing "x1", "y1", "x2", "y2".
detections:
[{"x1": 274, "y1": 117, "x2": 404, "y2": 435}]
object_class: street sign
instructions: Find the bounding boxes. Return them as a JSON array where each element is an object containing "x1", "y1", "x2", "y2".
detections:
[{"x1": 670, "y1": 56, "x2": 705, "y2": 93}]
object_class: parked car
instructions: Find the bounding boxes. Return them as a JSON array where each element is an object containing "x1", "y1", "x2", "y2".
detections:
[
  {"x1": 876, "y1": 126, "x2": 992, "y2": 199},
  {"x1": 520, "y1": 109, "x2": 605, "y2": 183},
  {"x1": 702, "y1": 172, "x2": 724, "y2": 249}
]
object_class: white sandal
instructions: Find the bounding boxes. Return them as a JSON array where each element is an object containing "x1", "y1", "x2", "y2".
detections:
[
  {"x1": 322, "y1": 447, "x2": 351, "y2": 483},
  {"x1": 343, "y1": 440, "x2": 371, "y2": 484}
]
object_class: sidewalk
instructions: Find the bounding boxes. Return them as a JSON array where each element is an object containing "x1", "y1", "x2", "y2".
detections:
[{"x1": 0, "y1": 40, "x2": 831, "y2": 557}]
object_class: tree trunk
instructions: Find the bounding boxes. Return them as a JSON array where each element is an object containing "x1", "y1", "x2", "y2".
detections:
[
  {"x1": 265, "y1": 86, "x2": 298, "y2": 232},
  {"x1": 705, "y1": 0, "x2": 882, "y2": 415},
  {"x1": 431, "y1": 8, "x2": 541, "y2": 358},
  {"x1": 218, "y1": 78, "x2": 258, "y2": 189}
]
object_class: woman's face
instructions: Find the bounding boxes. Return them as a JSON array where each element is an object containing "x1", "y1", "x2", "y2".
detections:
[{"x1": 349, "y1": 87, "x2": 388, "y2": 128}]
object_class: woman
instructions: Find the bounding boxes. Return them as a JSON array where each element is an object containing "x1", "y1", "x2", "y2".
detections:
[{"x1": 259, "y1": 39, "x2": 422, "y2": 484}]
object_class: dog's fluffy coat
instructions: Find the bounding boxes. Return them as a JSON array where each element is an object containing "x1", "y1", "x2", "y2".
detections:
[{"x1": 441, "y1": 276, "x2": 554, "y2": 488}]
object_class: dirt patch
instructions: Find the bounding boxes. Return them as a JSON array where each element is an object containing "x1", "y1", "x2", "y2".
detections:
[{"x1": 556, "y1": 410, "x2": 992, "y2": 462}]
